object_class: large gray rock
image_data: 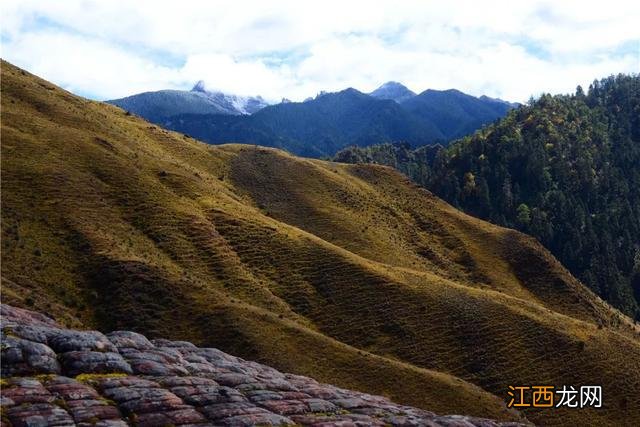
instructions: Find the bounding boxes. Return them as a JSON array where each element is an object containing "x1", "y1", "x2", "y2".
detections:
[
  {"x1": 48, "y1": 330, "x2": 117, "y2": 353},
  {"x1": 0, "y1": 304, "x2": 528, "y2": 427},
  {"x1": 5, "y1": 402, "x2": 76, "y2": 427},
  {"x1": 1, "y1": 335, "x2": 61, "y2": 376},
  {"x1": 106, "y1": 331, "x2": 154, "y2": 351},
  {"x1": 59, "y1": 351, "x2": 133, "y2": 376}
]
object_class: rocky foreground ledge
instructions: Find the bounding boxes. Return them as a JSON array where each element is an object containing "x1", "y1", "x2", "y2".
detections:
[{"x1": 0, "y1": 304, "x2": 524, "y2": 426}]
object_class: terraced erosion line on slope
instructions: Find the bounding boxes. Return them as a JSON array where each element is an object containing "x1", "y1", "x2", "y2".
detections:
[{"x1": 0, "y1": 304, "x2": 527, "y2": 427}]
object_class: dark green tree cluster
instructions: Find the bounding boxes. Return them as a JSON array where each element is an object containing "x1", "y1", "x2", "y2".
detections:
[{"x1": 335, "y1": 74, "x2": 640, "y2": 319}]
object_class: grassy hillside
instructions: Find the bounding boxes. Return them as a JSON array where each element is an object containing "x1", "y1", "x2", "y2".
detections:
[
  {"x1": 2, "y1": 60, "x2": 640, "y2": 426},
  {"x1": 335, "y1": 77, "x2": 640, "y2": 319}
]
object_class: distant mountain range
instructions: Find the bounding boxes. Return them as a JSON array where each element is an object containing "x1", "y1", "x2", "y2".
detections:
[
  {"x1": 400, "y1": 88, "x2": 517, "y2": 140},
  {"x1": 108, "y1": 80, "x2": 269, "y2": 121},
  {"x1": 108, "y1": 81, "x2": 517, "y2": 157}
]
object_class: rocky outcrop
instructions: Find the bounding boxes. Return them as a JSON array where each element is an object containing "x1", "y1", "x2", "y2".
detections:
[{"x1": 0, "y1": 305, "x2": 525, "y2": 426}]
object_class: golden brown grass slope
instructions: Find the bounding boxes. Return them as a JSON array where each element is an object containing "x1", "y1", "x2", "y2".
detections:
[{"x1": 2, "y1": 60, "x2": 640, "y2": 426}]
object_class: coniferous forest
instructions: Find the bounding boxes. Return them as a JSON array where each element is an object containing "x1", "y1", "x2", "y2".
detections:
[{"x1": 335, "y1": 74, "x2": 640, "y2": 319}]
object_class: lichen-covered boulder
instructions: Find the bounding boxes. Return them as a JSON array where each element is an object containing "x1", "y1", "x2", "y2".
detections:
[
  {"x1": 0, "y1": 304, "x2": 528, "y2": 426},
  {"x1": 1, "y1": 335, "x2": 61, "y2": 376},
  {"x1": 59, "y1": 351, "x2": 133, "y2": 376},
  {"x1": 48, "y1": 330, "x2": 118, "y2": 353},
  {"x1": 106, "y1": 331, "x2": 154, "y2": 351}
]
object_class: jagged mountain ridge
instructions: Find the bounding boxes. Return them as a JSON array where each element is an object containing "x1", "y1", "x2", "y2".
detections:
[
  {"x1": 109, "y1": 82, "x2": 515, "y2": 157},
  {"x1": 2, "y1": 61, "x2": 640, "y2": 426},
  {"x1": 400, "y1": 89, "x2": 514, "y2": 140},
  {"x1": 161, "y1": 88, "x2": 445, "y2": 157},
  {"x1": 189, "y1": 80, "x2": 269, "y2": 115},
  {"x1": 107, "y1": 82, "x2": 269, "y2": 123},
  {"x1": 0, "y1": 304, "x2": 525, "y2": 426},
  {"x1": 159, "y1": 86, "x2": 514, "y2": 157}
]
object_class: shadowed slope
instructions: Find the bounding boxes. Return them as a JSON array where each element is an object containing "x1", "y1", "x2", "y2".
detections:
[{"x1": 2, "y1": 61, "x2": 639, "y2": 426}]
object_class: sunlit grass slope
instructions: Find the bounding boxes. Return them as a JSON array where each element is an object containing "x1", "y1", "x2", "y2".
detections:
[{"x1": 2, "y1": 60, "x2": 639, "y2": 426}]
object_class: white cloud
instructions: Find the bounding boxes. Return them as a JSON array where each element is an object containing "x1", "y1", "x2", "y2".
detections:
[
  {"x1": 179, "y1": 54, "x2": 294, "y2": 99},
  {"x1": 1, "y1": 0, "x2": 639, "y2": 102},
  {"x1": 2, "y1": 31, "x2": 182, "y2": 99}
]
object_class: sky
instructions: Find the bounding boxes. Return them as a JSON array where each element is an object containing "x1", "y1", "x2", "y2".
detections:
[{"x1": 1, "y1": 0, "x2": 639, "y2": 103}]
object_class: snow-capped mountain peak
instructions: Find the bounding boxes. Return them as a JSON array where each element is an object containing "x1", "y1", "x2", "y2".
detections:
[
  {"x1": 192, "y1": 80, "x2": 207, "y2": 93},
  {"x1": 188, "y1": 81, "x2": 270, "y2": 114},
  {"x1": 369, "y1": 81, "x2": 416, "y2": 103}
]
